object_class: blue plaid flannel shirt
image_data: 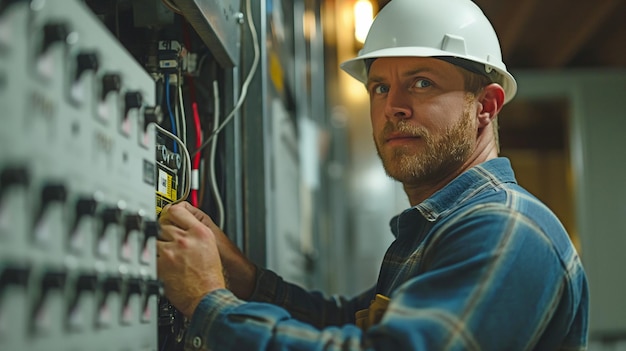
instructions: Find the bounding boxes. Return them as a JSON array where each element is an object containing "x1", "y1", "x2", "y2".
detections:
[{"x1": 184, "y1": 157, "x2": 589, "y2": 350}]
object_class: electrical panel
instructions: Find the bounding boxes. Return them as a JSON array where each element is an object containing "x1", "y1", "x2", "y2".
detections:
[
  {"x1": 0, "y1": 0, "x2": 350, "y2": 348},
  {"x1": 0, "y1": 0, "x2": 159, "y2": 350}
]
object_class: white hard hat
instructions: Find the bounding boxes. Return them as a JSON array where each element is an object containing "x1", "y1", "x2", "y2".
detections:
[{"x1": 340, "y1": 0, "x2": 517, "y2": 104}]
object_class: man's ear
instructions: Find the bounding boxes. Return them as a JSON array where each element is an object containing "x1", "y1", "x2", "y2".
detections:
[{"x1": 477, "y1": 83, "x2": 505, "y2": 127}]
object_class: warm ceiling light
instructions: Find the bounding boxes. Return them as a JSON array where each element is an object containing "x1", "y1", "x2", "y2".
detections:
[{"x1": 354, "y1": 0, "x2": 374, "y2": 44}]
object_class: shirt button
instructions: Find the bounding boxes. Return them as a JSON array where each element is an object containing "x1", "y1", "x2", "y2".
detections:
[{"x1": 192, "y1": 336, "x2": 202, "y2": 348}]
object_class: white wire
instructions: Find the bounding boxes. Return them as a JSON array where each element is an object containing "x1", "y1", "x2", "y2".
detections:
[
  {"x1": 173, "y1": 75, "x2": 186, "y2": 197},
  {"x1": 165, "y1": 75, "x2": 182, "y2": 152},
  {"x1": 173, "y1": 79, "x2": 182, "y2": 148},
  {"x1": 190, "y1": 0, "x2": 260, "y2": 157},
  {"x1": 154, "y1": 123, "x2": 191, "y2": 205},
  {"x1": 209, "y1": 80, "x2": 225, "y2": 228},
  {"x1": 178, "y1": 75, "x2": 187, "y2": 146}
]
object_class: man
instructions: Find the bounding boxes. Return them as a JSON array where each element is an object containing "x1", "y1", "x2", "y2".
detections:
[{"x1": 157, "y1": 0, "x2": 589, "y2": 349}]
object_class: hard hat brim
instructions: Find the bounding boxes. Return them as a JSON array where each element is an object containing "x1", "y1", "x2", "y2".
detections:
[{"x1": 340, "y1": 47, "x2": 517, "y2": 104}]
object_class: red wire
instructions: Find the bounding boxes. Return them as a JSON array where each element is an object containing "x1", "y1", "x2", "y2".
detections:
[
  {"x1": 182, "y1": 19, "x2": 203, "y2": 207},
  {"x1": 192, "y1": 102, "x2": 202, "y2": 158},
  {"x1": 191, "y1": 190, "x2": 198, "y2": 206},
  {"x1": 190, "y1": 102, "x2": 202, "y2": 207}
]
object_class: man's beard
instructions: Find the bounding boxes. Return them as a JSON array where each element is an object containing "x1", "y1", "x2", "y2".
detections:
[{"x1": 374, "y1": 97, "x2": 476, "y2": 186}]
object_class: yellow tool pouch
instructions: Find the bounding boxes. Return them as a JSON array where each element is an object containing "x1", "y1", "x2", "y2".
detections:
[{"x1": 355, "y1": 294, "x2": 390, "y2": 331}]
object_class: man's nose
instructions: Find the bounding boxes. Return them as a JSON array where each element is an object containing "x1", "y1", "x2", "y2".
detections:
[{"x1": 384, "y1": 88, "x2": 412, "y2": 120}]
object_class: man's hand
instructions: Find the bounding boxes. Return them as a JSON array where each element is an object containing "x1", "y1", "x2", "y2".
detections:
[
  {"x1": 157, "y1": 202, "x2": 226, "y2": 318},
  {"x1": 159, "y1": 202, "x2": 257, "y2": 300}
]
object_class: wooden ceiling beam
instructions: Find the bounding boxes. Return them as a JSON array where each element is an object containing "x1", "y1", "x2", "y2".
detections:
[
  {"x1": 496, "y1": 0, "x2": 541, "y2": 60},
  {"x1": 583, "y1": 1, "x2": 626, "y2": 67},
  {"x1": 537, "y1": 0, "x2": 621, "y2": 67}
]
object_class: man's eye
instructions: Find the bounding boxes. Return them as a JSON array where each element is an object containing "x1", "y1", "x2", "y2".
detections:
[
  {"x1": 373, "y1": 85, "x2": 389, "y2": 94},
  {"x1": 414, "y1": 79, "x2": 432, "y2": 88}
]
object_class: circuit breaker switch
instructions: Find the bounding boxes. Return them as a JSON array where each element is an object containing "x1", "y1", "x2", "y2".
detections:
[
  {"x1": 32, "y1": 183, "x2": 66, "y2": 244},
  {"x1": 101, "y1": 73, "x2": 121, "y2": 101},
  {"x1": 31, "y1": 271, "x2": 67, "y2": 333},
  {"x1": 97, "y1": 276, "x2": 122, "y2": 327},
  {"x1": 96, "y1": 204, "x2": 123, "y2": 257},
  {"x1": 139, "y1": 105, "x2": 162, "y2": 147},
  {"x1": 121, "y1": 211, "x2": 144, "y2": 261},
  {"x1": 41, "y1": 22, "x2": 69, "y2": 55},
  {"x1": 142, "y1": 279, "x2": 161, "y2": 323},
  {"x1": 66, "y1": 273, "x2": 97, "y2": 331},
  {"x1": 69, "y1": 196, "x2": 98, "y2": 247},
  {"x1": 41, "y1": 271, "x2": 67, "y2": 290},
  {"x1": 143, "y1": 220, "x2": 159, "y2": 240},
  {"x1": 125, "y1": 91, "x2": 143, "y2": 110},
  {"x1": 41, "y1": 183, "x2": 67, "y2": 206},
  {"x1": 76, "y1": 197, "x2": 97, "y2": 218},
  {"x1": 0, "y1": 166, "x2": 29, "y2": 198},
  {"x1": 121, "y1": 278, "x2": 143, "y2": 324},
  {"x1": 0, "y1": 266, "x2": 30, "y2": 290},
  {"x1": 102, "y1": 276, "x2": 122, "y2": 293},
  {"x1": 126, "y1": 278, "x2": 143, "y2": 295},
  {"x1": 69, "y1": 51, "x2": 99, "y2": 104},
  {"x1": 124, "y1": 212, "x2": 144, "y2": 233},
  {"x1": 124, "y1": 91, "x2": 143, "y2": 121},
  {"x1": 0, "y1": 166, "x2": 29, "y2": 187},
  {"x1": 140, "y1": 219, "x2": 159, "y2": 264},
  {"x1": 143, "y1": 106, "x2": 162, "y2": 130},
  {"x1": 101, "y1": 206, "x2": 122, "y2": 226},
  {"x1": 99, "y1": 206, "x2": 122, "y2": 237},
  {"x1": 75, "y1": 51, "x2": 99, "y2": 80},
  {"x1": 145, "y1": 279, "x2": 161, "y2": 298}
]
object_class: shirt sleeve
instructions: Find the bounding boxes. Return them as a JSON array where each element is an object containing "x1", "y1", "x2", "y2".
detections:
[
  {"x1": 249, "y1": 266, "x2": 374, "y2": 328},
  {"x1": 184, "y1": 204, "x2": 575, "y2": 351},
  {"x1": 184, "y1": 289, "x2": 365, "y2": 351}
]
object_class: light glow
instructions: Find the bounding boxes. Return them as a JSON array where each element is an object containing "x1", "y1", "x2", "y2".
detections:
[{"x1": 354, "y1": 0, "x2": 374, "y2": 44}]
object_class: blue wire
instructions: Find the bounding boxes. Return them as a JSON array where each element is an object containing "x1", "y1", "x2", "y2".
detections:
[{"x1": 164, "y1": 74, "x2": 178, "y2": 153}]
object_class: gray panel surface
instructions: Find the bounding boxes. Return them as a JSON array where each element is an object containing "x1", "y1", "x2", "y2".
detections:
[{"x1": 0, "y1": 1, "x2": 158, "y2": 349}]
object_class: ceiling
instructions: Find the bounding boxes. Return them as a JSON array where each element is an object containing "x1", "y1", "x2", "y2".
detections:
[{"x1": 377, "y1": 0, "x2": 626, "y2": 70}]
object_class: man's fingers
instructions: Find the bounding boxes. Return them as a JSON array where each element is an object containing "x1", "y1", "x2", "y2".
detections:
[
  {"x1": 161, "y1": 201, "x2": 219, "y2": 232},
  {"x1": 182, "y1": 202, "x2": 218, "y2": 228},
  {"x1": 157, "y1": 223, "x2": 180, "y2": 241},
  {"x1": 158, "y1": 203, "x2": 200, "y2": 230},
  {"x1": 159, "y1": 201, "x2": 192, "y2": 222}
]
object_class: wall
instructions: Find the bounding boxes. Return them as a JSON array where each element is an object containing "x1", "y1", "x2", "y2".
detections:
[{"x1": 499, "y1": 69, "x2": 626, "y2": 346}]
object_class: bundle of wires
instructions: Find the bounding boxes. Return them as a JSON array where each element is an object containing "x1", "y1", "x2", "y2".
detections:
[
  {"x1": 156, "y1": 0, "x2": 260, "y2": 225},
  {"x1": 164, "y1": 74, "x2": 178, "y2": 153}
]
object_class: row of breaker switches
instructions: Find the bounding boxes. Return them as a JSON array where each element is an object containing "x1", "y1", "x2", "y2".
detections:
[
  {"x1": 0, "y1": 5, "x2": 163, "y2": 147},
  {"x1": 69, "y1": 51, "x2": 162, "y2": 144},
  {"x1": 0, "y1": 266, "x2": 160, "y2": 333},
  {"x1": 0, "y1": 166, "x2": 159, "y2": 268},
  {"x1": 0, "y1": 1, "x2": 160, "y2": 349}
]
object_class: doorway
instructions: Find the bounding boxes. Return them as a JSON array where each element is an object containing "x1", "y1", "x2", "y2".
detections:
[{"x1": 499, "y1": 97, "x2": 580, "y2": 252}]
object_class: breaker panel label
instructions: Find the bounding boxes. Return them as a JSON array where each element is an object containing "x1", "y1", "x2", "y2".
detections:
[{"x1": 156, "y1": 168, "x2": 177, "y2": 215}]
